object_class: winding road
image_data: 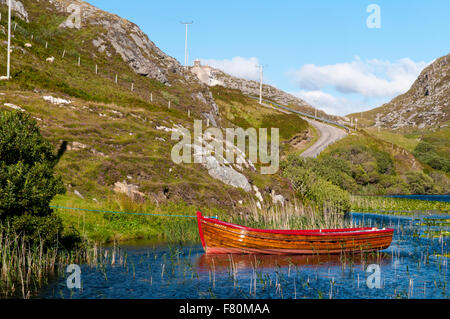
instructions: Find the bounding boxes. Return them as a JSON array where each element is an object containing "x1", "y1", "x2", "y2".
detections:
[
  {"x1": 253, "y1": 97, "x2": 349, "y2": 158},
  {"x1": 300, "y1": 117, "x2": 348, "y2": 158}
]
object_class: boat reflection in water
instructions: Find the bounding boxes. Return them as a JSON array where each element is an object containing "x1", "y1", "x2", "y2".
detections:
[{"x1": 196, "y1": 251, "x2": 391, "y2": 272}]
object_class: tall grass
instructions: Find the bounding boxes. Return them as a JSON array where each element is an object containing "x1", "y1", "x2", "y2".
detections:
[
  {"x1": 350, "y1": 195, "x2": 450, "y2": 214},
  {"x1": 229, "y1": 200, "x2": 352, "y2": 231},
  {"x1": 0, "y1": 224, "x2": 121, "y2": 299}
]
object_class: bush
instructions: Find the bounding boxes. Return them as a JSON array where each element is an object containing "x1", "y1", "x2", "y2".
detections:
[
  {"x1": 0, "y1": 111, "x2": 66, "y2": 242},
  {"x1": 3, "y1": 213, "x2": 64, "y2": 245},
  {"x1": 281, "y1": 158, "x2": 351, "y2": 213},
  {"x1": 428, "y1": 171, "x2": 450, "y2": 195},
  {"x1": 404, "y1": 171, "x2": 436, "y2": 194},
  {"x1": 413, "y1": 141, "x2": 450, "y2": 172}
]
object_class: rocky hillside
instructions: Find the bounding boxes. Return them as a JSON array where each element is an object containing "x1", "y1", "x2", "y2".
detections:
[
  {"x1": 0, "y1": 0, "x2": 307, "y2": 212},
  {"x1": 349, "y1": 53, "x2": 449, "y2": 130},
  {"x1": 190, "y1": 60, "x2": 341, "y2": 122}
]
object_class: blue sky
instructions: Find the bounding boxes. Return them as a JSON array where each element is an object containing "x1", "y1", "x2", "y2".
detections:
[{"x1": 88, "y1": 0, "x2": 450, "y2": 116}]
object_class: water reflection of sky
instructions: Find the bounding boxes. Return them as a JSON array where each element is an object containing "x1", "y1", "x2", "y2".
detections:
[{"x1": 39, "y1": 212, "x2": 448, "y2": 299}]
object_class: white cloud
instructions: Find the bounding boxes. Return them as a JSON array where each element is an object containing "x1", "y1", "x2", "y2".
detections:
[
  {"x1": 291, "y1": 90, "x2": 367, "y2": 116},
  {"x1": 288, "y1": 57, "x2": 429, "y2": 98},
  {"x1": 199, "y1": 56, "x2": 260, "y2": 81}
]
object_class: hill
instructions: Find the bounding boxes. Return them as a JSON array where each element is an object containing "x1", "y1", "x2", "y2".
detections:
[
  {"x1": 190, "y1": 60, "x2": 344, "y2": 122},
  {"x1": 348, "y1": 53, "x2": 449, "y2": 130},
  {"x1": 0, "y1": 0, "x2": 311, "y2": 216}
]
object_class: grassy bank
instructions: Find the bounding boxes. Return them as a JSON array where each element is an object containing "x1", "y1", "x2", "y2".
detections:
[
  {"x1": 52, "y1": 194, "x2": 226, "y2": 244},
  {"x1": 351, "y1": 195, "x2": 450, "y2": 214}
]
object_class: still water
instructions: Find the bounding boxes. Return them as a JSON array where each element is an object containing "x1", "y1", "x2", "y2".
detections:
[{"x1": 39, "y1": 213, "x2": 448, "y2": 299}]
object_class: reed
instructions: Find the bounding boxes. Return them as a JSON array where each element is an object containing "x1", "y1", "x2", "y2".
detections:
[
  {"x1": 350, "y1": 195, "x2": 449, "y2": 214},
  {"x1": 229, "y1": 200, "x2": 352, "y2": 231},
  {"x1": 0, "y1": 225, "x2": 123, "y2": 298}
]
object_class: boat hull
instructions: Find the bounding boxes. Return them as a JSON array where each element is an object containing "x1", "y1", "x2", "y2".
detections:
[{"x1": 197, "y1": 211, "x2": 394, "y2": 255}]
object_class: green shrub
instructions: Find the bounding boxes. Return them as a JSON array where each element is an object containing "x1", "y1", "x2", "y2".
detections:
[
  {"x1": 413, "y1": 141, "x2": 450, "y2": 172},
  {"x1": 281, "y1": 157, "x2": 350, "y2": 213},
  {"x1": 404, "y1": 171, "x2": 436, "y2": 194},
  {"x1": 352, "y1": 165, "x2": 370, "y2": 185},
  {"x1": 0, "y1": 111, "x2": 66, "y2": 243},
  {"x1": 373, "y1": 150, "x2": 394, "y2": 174},
  {"x1": 3, "y1": 213, "x2": 64, "y2": 245}
]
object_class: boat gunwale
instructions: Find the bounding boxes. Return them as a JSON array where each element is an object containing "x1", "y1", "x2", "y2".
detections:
[{"x1": 197, "y1": 211, "x2": 394, "y2": 237}]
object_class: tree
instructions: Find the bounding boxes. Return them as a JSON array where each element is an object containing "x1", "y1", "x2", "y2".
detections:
[{"x1": 0, "y1": 111, "x2": 66, "y2": 243}]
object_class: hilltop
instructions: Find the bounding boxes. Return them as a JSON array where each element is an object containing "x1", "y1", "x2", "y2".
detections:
[
  {"x1": 190, "y1": 60, "x2": 344, "y2": 123},
  {"x1": 348, "y1": 53, "x2": 449, "y2": 130}
]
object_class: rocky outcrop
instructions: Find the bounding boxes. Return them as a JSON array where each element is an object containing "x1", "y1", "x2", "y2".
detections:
[
  {"x1": 3, "y1": 102, "x2": 25, "y2": 112},
  {"x1": 156, "y1": 124, "x2": 253, "y2": 193},
  {"x1": 368, "y1": 54, "x2": 449, "y2": 129},
  {"x1": 0, "y1": 0, "x2": 29, "y2": 22},
  {"x1": 114, "y1": 180, "x2": 146, "y2": 202}
]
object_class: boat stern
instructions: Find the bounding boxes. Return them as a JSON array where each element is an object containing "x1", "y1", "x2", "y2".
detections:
[{"x1": 197, "y1": 211, "x2": 207, "y2": 252}]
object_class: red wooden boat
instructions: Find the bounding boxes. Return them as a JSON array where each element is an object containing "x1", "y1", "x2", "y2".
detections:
[{"x1": 197, "y1": 211, "x2": 394, "y2": 255}]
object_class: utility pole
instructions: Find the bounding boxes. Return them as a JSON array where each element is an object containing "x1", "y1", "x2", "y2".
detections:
[
  {"x1": 259, "y1": 65, "x2": 263, "y2": 104},
  {"x1": 180, "y1": 21, "x2": 193, "y2": 69},
  {"x1": 7, "y1": 0, "x2": 11, "y2": 79},
  {"x1": 256, "y1": 64, "x2": 267, "y2": 105}
]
